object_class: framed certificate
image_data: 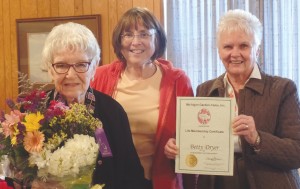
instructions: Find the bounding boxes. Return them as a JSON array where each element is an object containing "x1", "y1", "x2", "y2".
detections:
[{"x1": 175, "y1": 97, "x2": 235, "y2": 176}]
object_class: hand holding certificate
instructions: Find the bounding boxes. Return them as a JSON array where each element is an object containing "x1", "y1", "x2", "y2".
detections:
[{"x1": 175, "y1": 97, "x2": 235, "y2": 176}]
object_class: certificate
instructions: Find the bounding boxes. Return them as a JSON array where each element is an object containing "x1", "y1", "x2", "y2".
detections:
[{"x1": 175, "y1": 97, "x2": 235, "y2": 176}]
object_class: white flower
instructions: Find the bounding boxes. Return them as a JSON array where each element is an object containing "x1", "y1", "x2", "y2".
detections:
[
  {"x1": 28, "y1": 149, "x2": 51, "y2": 169},
  {"x1": 29, "y1": 134, "x2": 99, "y2": 178}
]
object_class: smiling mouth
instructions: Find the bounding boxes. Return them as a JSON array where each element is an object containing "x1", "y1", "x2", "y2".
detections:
[
  {"x1": 230, "y1": 61, "x2": 243, "y2": 64},
  {"x1": 64, "y1": 83, "x2": 79, "y2": 87},
  {"x1": 130, "y1": 49, "x2": 144, "y2": 54}
]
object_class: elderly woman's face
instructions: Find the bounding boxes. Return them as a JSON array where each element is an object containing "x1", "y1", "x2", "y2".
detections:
[
  {"x1": 49, "y1": 49, "x2": 95, "y2": 103},
  {"x1": 218, "y1": 30, "x2": 257, "y2": 79},
  {"x1": 120, "y1": 23, "x2": 156, "y2": 65}
]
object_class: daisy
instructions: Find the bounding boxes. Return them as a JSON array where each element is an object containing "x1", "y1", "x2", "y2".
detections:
[{"x1": 24, "y1": 131, "x2": 45, "y2": 153}]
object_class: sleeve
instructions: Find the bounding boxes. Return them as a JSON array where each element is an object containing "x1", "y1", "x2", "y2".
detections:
[
  {"x1": 92, "y1": 94, "x2": 146, "y2": 189},
  {"x1": 252, "y1": 80, "x2": 300, "y2": 169},
  {"x1": 112, "y1": 104, "x2": 146, "y2": 189},
  {"x1": 176, "y1": 71, "x2": 194, "y2": 97}
]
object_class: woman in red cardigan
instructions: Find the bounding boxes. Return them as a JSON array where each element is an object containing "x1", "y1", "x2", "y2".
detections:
[{"x1": 91, "y1": 7, "x2": 194, "y2": 189}]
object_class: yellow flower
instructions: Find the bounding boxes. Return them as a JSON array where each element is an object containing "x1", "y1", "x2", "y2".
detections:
[
  {"x1": 10, "y1": 124, "x2": 20, "y2": 145},
  {"x1": 11, "y1": 135, "x2": 17, "y2": 145},
  {"x1": 22, "y1": 112, "x2": 44, "y2": 132},
  {"x1": 24, "y1": 131, "x2": 45, "y2": 153}
]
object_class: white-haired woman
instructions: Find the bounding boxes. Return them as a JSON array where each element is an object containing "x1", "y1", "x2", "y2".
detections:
[
  {"x1": 165, "y1": 9, "x2": 300, "y2": 189},
  {"x1": 35, "y1": 22, "x2": 146, "y2": 189}
]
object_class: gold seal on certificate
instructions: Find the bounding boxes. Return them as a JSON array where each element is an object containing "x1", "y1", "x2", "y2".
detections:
[{"x1": 185, "y1": 154, "x2": 198, "y2": 167}]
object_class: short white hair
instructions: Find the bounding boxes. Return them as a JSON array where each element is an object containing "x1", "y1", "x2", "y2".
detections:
[
  {"x1": 42, "y1": 22, "x2": 101, "y2": 69},
  {"x1": 217, "y1": 9, "x2": 263, "y2": 50}
]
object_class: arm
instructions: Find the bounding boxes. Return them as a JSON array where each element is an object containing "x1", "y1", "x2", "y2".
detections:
[
  {"x1": 163, "y1": 72, "x2": 193, "y2": 159},
  {"x1": 92, "y1": 92, "x2": 145, "y2": 189},
  {"x1": 250, "y1": 80, "x2": 300, "y2": 169},
  {"x1": 112, "y1": 105, "x2": 146, "y2": 189}
]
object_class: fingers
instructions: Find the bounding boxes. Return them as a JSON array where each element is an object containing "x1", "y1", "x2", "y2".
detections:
[
  {"x1": 233, "y1": 123, "x2": 250, "y2": 133},
  {"x1": 164, "y1": 138, "x2": 178, "y2": 159},
  {"x1": 232, "y1": 115, "x2": 258, "y2": 143},
  {"x1": 232, "y1": 115, "x2": 255, "y2": 133}
]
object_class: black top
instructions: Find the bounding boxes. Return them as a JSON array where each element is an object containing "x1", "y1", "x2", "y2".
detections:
[{"x1": 48, "y1": 89, "x2": 146, "y2": 189}]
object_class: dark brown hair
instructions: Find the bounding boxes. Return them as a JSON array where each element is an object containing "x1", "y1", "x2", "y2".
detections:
[{"x1": 112, "y1": 7, "x2": 167, "y2": 62}]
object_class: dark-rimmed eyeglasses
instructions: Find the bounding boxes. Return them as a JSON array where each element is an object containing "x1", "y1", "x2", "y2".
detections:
[{"x1": 52, "y1": 62, "x2": 91, "y2": 74}]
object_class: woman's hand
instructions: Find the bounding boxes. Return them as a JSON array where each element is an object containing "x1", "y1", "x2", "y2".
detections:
[
  {"x1": 232, "y1": 114, "x2": 259, "y2": 145},
  {"x1": 164, "y1": 138, "x2": 179, "y2": 159}
]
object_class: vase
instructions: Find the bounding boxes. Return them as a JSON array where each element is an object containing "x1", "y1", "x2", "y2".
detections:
[
  {"x1": 0, "y1": 155, "x2": 12, "y2": 179},
  {"x1": 31, "y1": 165, "x2": 94, "y2": 189}
]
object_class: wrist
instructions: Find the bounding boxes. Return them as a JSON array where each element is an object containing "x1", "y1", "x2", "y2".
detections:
[{"x1": 250, "y1": 134, "x2": 261, "y2": 153}]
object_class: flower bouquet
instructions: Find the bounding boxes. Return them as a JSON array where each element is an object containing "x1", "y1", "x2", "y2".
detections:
[{"x1": 0, "y1": 76, "x2": 104, "y2": 188}]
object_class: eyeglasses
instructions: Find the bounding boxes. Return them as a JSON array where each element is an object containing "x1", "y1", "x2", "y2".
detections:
[
  {"x1": 52, "y1": 62, "x2": 91, "y2": 74},
  {"x1": 121, "y1": 30, "x2": 156, "y2": 41}
]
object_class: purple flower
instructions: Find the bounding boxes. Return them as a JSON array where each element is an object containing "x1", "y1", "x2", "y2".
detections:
[
  {"x1": 16, "y1": 123, "x2": 26, "y2": 144},
  {"x1": 6, "y1": 99, "x2": 15, "y2": 109},
  {"x1": 17, "y1": 122, "x2": 26, "y2": 133},
  {"x1": 16, "y1": 133, "x2": 25, "y2": 144}
]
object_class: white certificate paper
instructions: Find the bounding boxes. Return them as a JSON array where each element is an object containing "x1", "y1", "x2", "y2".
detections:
[{"x1": 175, "y1": 97, "x2": 234, "y2": 176}]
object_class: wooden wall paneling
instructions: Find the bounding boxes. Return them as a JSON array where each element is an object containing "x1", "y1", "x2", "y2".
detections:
[
  {"x1": 0, "y1": 0, "x2": 6, "y2": 110},
  {"x1": 132, "y1": 0, "x2": 163, "y2": 26},
  {"x1": 74, "y1": 0, "x2": 83, "y2": 16},
  {"x1": 132, "y1": 0, "x2": 154, "y2": 11},
  {"x1": 153, "y1": 0, "x2": 164, "y2": 58},
  {"x1": 20, "y1": 0, "x2": 38, "y2": 18},
  {"x1": 82, "y1": 0, "x2": 92, "y2": 15},
  {"x1": 132, "y1": 0, "x2": 143, "y2": 8},
  {"x1": 108, "y1": 0, "x2": 118, "y2": 63},
  {"x1": 50, "y1": 0, "x2": 59, "y2": 17},
  {"x1": 3, "y1": 0, "x2": 11, "y2": 112},
  {"x1": 37, "y1": 0, "x2": 51, "y2": 17},
  {"x1": 58, "y1": 0, "x2": 75, "y2": 16},
  {"x1": 153, "y1": 0, "x2": 163, "y2": 24},
  {"x1": 113, "y1": 0, "x2": 132, "y2": 64},
  {"x1": 10, "y1": 0, "x2": 21, "y2": 101},
  {"x1": 117, "y1": 0, "x2": 133, "y2": 20},
  {"x1": 91, "y1": 0, "x2": 109, "y2": 65}
]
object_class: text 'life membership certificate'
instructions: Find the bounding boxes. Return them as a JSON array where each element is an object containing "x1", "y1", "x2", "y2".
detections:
[{"x1": 175, "y1": 97, "x2": 234, "y2": 176}]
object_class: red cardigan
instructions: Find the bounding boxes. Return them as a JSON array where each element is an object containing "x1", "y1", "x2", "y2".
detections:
[{"x1": 91, "y1": 59, "x2": 194, "y2": 189}]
